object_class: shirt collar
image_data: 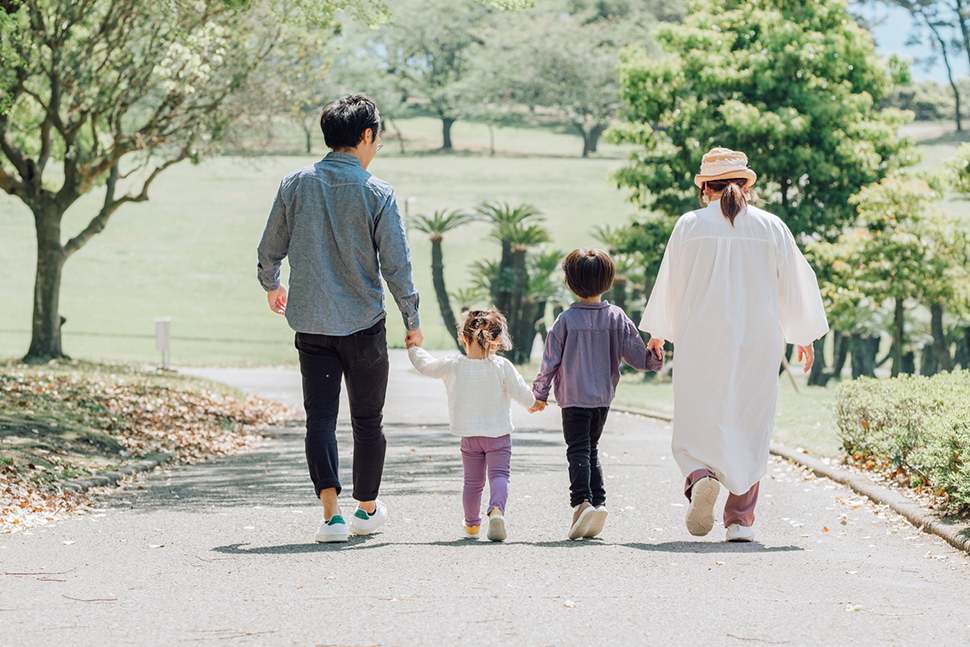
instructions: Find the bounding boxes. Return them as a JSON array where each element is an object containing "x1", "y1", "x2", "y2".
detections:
[
  {"x1": 323, "y1": 151, "x2": 363, "y2": 167},
  {"x1": 569, "y1": 300, "x2": 610, "y2": 309}
]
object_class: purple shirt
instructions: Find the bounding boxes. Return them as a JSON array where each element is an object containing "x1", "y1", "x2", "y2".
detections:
[{"x1": 532, "y1": 301, "x2": 663, "y2": 408}]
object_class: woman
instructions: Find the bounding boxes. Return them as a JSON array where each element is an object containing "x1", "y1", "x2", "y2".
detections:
[{"x1": 640, "y1": 147, "x2": 829, "y2": 542}]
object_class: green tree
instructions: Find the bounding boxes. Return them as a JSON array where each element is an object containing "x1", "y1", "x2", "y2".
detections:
[
  {"x1": 0, "y1": 0, "x2": 380, "y2": 362},
  {"x1": 611, "y1": 0, "x2": 913, "y2": 241},
  {"x1": 373, "y1": 0, "x2": 491, "y2": 150},
  {"x1": 411, "y1": 209, "x2": 477, "y2": 350}
]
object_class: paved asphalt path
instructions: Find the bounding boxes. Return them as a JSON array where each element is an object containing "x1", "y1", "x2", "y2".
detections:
[{"x1": 2, "y1": 350, "x2": 969, "y2": 646}]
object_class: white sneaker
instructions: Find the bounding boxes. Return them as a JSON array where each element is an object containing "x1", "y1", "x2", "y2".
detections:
[
  {"x1": 568, "y1": 502, "x2": 595, "y2": 540},
  {"x1": 726, "y1": 524, "x2": 754, "y2": 542},
  {"x1": 314, "y1": 514, "x2": 348, "y2": 543},
  {"x1": 686, "y1": 477, "x2": 719, "y2": 537},
  {"x1": 348, "y1": 500, "x2": 387, "y2": 536},
  {"x1": 486, "y1": 511, "x2": 507, "y2": 542},
  {"x1": 585, "y1": 505, "x2": 608, "y2": 538}
]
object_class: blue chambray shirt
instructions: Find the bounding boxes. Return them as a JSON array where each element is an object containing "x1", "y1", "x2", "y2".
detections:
[{"x1": 257, "y1": 152, "x2": 420, "y2": 336}]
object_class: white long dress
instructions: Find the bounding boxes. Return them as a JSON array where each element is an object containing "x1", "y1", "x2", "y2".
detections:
[{"x1": 639, "y1": 200, "x2": 829, "y2": 495}]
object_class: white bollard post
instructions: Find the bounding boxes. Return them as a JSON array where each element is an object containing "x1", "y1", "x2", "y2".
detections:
[{"x1": 154, "y1": 317, "x2": 171, "y2": 369}]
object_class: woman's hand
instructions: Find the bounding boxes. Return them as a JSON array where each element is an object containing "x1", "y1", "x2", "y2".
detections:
[
  {"x1": 647, "y1": 337, "x2": 665, "y2": 361},
  {"x1": 528, "y1": 400, "x2": 547, "y2": 413},
  {"x1": 795, "y1": 344, "x2": 814, "y2": 372}
]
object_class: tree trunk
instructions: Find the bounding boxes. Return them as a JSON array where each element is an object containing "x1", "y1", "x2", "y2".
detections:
[
  {"x1": 830, "y1": 330, "x2": 849, "y2": 379},
  {"x1": 511, "y1": 298, "x2": 537, "y2": 365},
  {"x1": 507, "y1": 248, "x2": 528, "y2": 364},
  {"x1": 25, "y1": 206, "x2": 68, "y2": 363},
  {"x1": 955, "y1": 0, "x2": 970, "y2": 101},
  {"x1": 891, "y1": 298, "x2": 904, "y2": 377},
  {"x1": 441, "y1": 117, "x2": 455, "y2": 150},
  {"x1": 923, "y1": 9, "x2": 963, "y2": 131},
  {"x1": 807, "y1": 332, "x2": 829, "y2": 386},
  {"x1": 536, "y1": 300, "x2": 548, "y2": 342},
  {"x1": 494, "y1": 240, "x2": 513, "y2": 315},
  {"x1": 850, "y1": 332, "x2": 876, "y2": 379},
  {"x1": 305, "y1": 128, "x2": 312, "y2": 154},
  {"x1": 487, "y1": 122, "x2": 495, "y2": 156},
  {"x1": 930, "y1": 301, "x2": 954, "y2": 373},
  {"x1": 430, "y1": 239, "x2": 461, "y2": 350},
  {"x1": 611, "y1": 277, "x2": 628, "y2": 314},
  {"x1": 588, "y1": 123, "x2": 606, "y2": 155}
]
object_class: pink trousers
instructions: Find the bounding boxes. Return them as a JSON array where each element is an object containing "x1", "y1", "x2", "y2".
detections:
[{"x1": 685, "y1": 469, "x2": 759, "y2": 528}]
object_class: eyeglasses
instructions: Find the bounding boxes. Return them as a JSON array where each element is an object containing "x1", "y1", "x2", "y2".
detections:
[{"x1": 377, "y1": 142, "x2": 384, "y2": 152}]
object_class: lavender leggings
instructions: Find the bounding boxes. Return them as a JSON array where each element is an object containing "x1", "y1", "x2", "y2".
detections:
[{"x1": 460, "y1": 435, "x2": 511, "y2": 527}]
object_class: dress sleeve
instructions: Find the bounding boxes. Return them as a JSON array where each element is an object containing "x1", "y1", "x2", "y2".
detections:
[
  {"x1": 639, "y1": 222, "x2": 680, "y2": 342},
  {"x1": 408, "y1": 347, "x2": 454, "y2": 379},
  {"x1": 777, "y1": 224, "x2": 829, "y2": 346},
  {"x1": 503, "y1": 361, "x2": 537, "y2": 409}
]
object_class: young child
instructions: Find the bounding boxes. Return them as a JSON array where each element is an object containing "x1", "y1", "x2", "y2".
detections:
[
  {"x1": 532, "y1": 248, "x2": 664, "y2": 539},
  {"x1": 407, "y1": 308, "x2": 537, "y2": 542}
]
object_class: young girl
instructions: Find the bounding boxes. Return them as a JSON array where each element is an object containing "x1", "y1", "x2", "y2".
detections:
[{"x1": 407, "y1": 308, "x2": 537, "y2": 541}]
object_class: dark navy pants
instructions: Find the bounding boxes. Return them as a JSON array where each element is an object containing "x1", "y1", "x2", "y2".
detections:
[{"x1": 295, "y1": 319, "x2": 388, "y2": 501}]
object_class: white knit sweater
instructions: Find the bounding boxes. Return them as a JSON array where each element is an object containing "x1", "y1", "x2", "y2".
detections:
[{"x1": 408, "y1": 347, "x2": 537, "y2": 437}]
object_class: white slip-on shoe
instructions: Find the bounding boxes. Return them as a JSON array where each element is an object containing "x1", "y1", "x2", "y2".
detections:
[
  {"x1": 725, "y1": 523, "x2": 754, "y2": 542},
  {"x1": 486, "y1": 511, "x2": 507, "y2": 542},
  {"x1": 585, "y1": 505, "x2": 608, "y2": 538},
  {"x1": 314, "y1": 514, "x2": 348, "y2": 543},
  {"x1": 568, "y1": 502, "x2": 596, "y2": 540},
  {"x1": 348, "y1": 499, "x2": 388, "y2": 536},
  {"x1": 685, "y1": 477, "x2": 720, "y2": 537}
]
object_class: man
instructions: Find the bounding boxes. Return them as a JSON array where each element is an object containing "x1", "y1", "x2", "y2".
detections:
[{"x1": 257, "y1": 94, "x2": 422, "y2": 543}]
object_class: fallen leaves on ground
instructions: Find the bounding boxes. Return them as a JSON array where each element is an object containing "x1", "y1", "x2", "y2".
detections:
[{"x1": 1, "y1": 361, "x2": 296, "y2": 533}]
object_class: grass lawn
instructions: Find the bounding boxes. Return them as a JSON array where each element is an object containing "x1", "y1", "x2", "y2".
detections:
[{"x1": 0, "y1": 118, "x2": 638, "y2": 365}]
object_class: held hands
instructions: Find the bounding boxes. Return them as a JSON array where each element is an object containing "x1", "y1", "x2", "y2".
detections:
[
  {"x1": 267, "y1": 286, "x2": 287, "y2": 315},
  {"x1": 647, "y1": 337, "x2": 665, "y2": 361},
  {"x1": 528, "y1": 400, "x2": 547, "y2": 413},
  {"x1": 405, "y1": 328, "x2": 424, "y2": 349},
  {"x1": 795, "y1": 344, "x2": 815, "y2": 373}
]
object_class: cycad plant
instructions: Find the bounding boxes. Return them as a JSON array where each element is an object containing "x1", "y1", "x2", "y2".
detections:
[
  {"x1": 411, "y1": 209, "x2": 477, "y2": 349},
  {"x1": 475, "y1": 202, "x2": 551, "y2": 364}
]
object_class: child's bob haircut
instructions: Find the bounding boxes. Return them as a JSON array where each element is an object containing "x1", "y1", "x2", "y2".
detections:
[
  {"x1": 562, "y1": 248, "x2": 615, "y2": 298},
  {"x1": 458, "y1": 308, "x2": 513, "y2": 356}
]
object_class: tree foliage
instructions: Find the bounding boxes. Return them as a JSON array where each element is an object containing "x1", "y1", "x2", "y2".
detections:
[
  {"x1": 612, "y1": 0, "x2": 914, "y2": 241},
  {"x1": 0, "y1": 0, "x2": 380, "y2": 361}
]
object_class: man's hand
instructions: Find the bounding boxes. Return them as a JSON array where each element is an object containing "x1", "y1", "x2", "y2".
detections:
[
  {"x1": 405, "y1": 327, "x2": 424, "y2": 349},
  {"x1": 528, "y1": 400, "x2": 547, "y2": 413},
  {"x1": 267, "y1": 286, "x2": 287, "y2": 315},
  {"x1": 647, "y1": 337, "x2": 665, "y2": 361},
  {"x1": 795, "y1": 344, "x2": 815, "y2": 373}
]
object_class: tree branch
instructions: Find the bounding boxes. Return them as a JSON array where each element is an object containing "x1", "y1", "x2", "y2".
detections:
[{"x1": 63, "y1": 151, "x2": 189, "y2": 258}]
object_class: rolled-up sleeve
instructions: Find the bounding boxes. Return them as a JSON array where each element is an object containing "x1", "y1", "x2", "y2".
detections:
[
  {"x1": 374, "y1": 190, "x2": 421, "y2": 330},
  {"x1": 256, "y1": 184, "x2": 290, "y2": 292}
]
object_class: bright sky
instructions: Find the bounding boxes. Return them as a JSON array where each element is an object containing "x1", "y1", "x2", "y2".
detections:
[{"x1": 853, "y1": 1, "x2": 969, "y2": 83}]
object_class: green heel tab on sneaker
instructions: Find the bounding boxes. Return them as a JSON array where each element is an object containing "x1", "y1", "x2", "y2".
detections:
[
  {"x1": 354, "y1": 509, "x2": 372, "y2": 520},
  {"x1": 327, "y1": 515, "x2": 345, "y2": 526}
]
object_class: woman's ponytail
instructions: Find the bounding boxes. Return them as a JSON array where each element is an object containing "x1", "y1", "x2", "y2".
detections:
[{"x1": 701, "y1": 178, "x2": 748, "y2": 226}]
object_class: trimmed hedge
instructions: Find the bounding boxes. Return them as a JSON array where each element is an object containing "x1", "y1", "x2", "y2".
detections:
[{"x1": 835, "y1": 371, "x2": 970, "y2": 513}]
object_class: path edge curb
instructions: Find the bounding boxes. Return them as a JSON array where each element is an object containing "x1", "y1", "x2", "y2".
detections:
[
  {"x1": 613, "y1": 405, "x2": 970, "y2": 555},
  {"x1": 60, "y1": 452, "x2": 173, "y2": 494}
]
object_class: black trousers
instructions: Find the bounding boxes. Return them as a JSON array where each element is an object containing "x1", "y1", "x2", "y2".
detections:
[
  {"x1": 561, "y1": 406, "x2": 609, "y2": 508},
  {"x1": 295, "y1": 319, "x2": 388, "y2": 501}
]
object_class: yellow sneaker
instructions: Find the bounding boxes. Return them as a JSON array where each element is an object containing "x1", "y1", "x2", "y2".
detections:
[{"x1": 464, "y1": 524, "x2": 480, "y2": 539}]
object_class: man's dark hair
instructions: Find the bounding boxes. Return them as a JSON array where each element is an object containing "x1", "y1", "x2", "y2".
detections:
[
  {"x1": 562, "y1": 248, "x2": 615, "y2": 298},
  {"x1": 320, "y1": 94, "x2": 381, "y2": 150}
]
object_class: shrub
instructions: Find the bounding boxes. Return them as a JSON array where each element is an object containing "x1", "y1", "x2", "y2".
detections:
[{"x1": 835, "y1": 371, "x2": 970, "y2": 513}]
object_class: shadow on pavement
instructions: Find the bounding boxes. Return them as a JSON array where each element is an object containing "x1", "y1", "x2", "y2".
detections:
[
  {"x1": 112, "y1": 422, "x2": 564, "y2": 513},
  {"x1": 624, "y1": 541, "x2": 804, "y2": 553},
  {"x1": 211, "y1": 539, "x2": 392, "y2": 555}
]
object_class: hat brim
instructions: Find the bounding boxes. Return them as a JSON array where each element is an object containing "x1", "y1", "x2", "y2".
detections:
[{"x1": 694, "y1": 168, "x2": 757, "y2": 188}]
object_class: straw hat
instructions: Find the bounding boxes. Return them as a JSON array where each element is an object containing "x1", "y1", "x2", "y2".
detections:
[{"x1": 693, "y1": 147, "x2": 757, "y2": 188}]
